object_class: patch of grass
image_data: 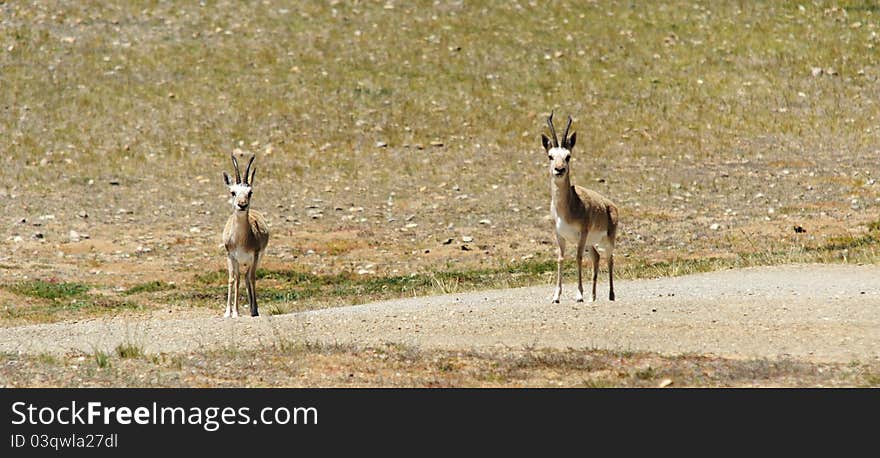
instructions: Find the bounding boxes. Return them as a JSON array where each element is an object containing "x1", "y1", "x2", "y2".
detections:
[
  {"x1": 115, "y1": 342, "x2": 144, "y2": 359},
  {"x1": 4, "y1": 344, "x2": 874, "y2": 388},
  {"x1": 582, "y1": 379, "x2": 616, "y2": 388},
  {"x1": 265, "y1": 303, "x2": 289, "y2": 316},
  {"x1": 7, "y1": 281, "x2": 89, "y2": 300},
  {"x1": 635, "y1": 366, "x2": 657, "y2": 380},
  {"x1": 122, "y1": 281, "x2": 176, "y2": 296},
  {"x1": 93, "y1": 349, "x2": 110, "y2": 369},
  {"x1": 823, "y1": 234, "x2": 877, "y2": 251},
  {"x1": 36, "y1": 352, "x2": 59, "y2": 365},
  {"x1": 1, "y1": 297, "x2": 145, "y2": 326}
]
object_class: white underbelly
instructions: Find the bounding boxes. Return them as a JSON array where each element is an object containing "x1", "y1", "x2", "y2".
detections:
[
  {"x1": 230, "y1": 248, "x2": 255, "y2": 266},
  {"x1": 556, "y1": 217, "x2": 609, "y2": 249}
]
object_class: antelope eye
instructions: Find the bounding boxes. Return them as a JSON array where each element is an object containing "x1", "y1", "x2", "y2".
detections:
[
  {"x1": 548, "y1": 155, "x2": 552, "y2": 160},
  {"x1": 565, "y1": 156, "x2": 571, "y2": 162}
]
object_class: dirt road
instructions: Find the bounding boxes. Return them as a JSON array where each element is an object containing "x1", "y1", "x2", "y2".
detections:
[{"x1": 1, "y1": 264, "x2": 878, "y2": 363}]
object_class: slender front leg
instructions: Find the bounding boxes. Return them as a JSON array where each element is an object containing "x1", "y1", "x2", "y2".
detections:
[
  {"x1": 575, "y1": 236, "x2": 586, "y2": 302},
  {"x1": 589, "y1": 247, "x2": 600, "y2": 302},
  {"x1": 552, "y1": 236, "x2": 566, "y2": 303},
  {"x1": 247, "y1": 263, "x2": 259, "y2": 317},
  {"x1": 232, "y1": 261, "x2": 241, "y2": 318},
  {"x1": 608, "y1": 252, "x2": 615, "y2": 301},
  {"x1": 225, "y1": 257, "x2": 235, "y2": 318}
]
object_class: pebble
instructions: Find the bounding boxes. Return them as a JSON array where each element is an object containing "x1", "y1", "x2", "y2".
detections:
[{"x1": 462, "y1": 236, "x2": 474, "y2": 243}]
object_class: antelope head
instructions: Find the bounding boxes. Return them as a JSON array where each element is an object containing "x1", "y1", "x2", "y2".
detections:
[
  {"x1": 222, "y1": 150, "x2": 256, "y2": 213},
  {"x1": 541, "y1": 112, "x2": 577, "y2": 180}
]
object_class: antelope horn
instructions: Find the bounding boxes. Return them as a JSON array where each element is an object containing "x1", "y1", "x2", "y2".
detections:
[
  {"x1": 231, "y1": 153, "x2": 242, "y2": 184},
  {"x1": 546, "y1": 111, "x2": 559, "y2": 148},
  {"x1": 243, "y1": 155, "x2": 255, "y2": 185},
  {"x1": 562, "y1": 115, "x2": 573, "y2": 148}
]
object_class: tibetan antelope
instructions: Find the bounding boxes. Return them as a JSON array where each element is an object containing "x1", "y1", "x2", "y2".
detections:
[
  {"x1": 221, "y1": 150, "x2": 270, "y2": 317},
  {"x1": 541, "y1": 113, "x2": 618, "y2": 303}
]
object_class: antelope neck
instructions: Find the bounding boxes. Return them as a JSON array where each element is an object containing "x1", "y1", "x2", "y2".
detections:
[{"x1": 551, "y1": 173, "x2": 572, "y2": 207}]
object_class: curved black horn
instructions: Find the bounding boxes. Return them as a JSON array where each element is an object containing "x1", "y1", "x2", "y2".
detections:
[
  {"x1": 243, "y1": 155, "x2": 255, "y2": 185},
  {"x1": 546, "y1": 111, "x2": 559, "y2": 148},
  {"x1": 562, "y1": 115, "x2": 573, "y2": 148},
  {"x1": 231, "y1": 153, "x2": 242, "y2": 184}
]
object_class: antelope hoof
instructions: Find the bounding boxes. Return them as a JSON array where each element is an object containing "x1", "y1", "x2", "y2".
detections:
[
  {"x1": 223, "y1": 311, "x2": 231, "y2": 318},
  {"x1": 575, "y1": 292, "x2": 584, "y2": 302},
  {"x1": 610, "y1": 292, "x2": 616, "y2": 301}
]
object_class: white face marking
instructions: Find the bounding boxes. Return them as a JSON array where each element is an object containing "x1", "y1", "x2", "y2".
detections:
[
  {"x1": 228, "y1": 183, "x2": 252, "y2": 210},
  {"x1": 548, "y1": 147, "x2": 571, "y2": 178}
]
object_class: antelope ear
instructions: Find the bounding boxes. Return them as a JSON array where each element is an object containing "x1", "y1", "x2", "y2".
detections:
[
  {"x1": 223, "y1": 172, "x2": 231, "y2": 186},
  {"x1": 567, "y1": 132, "x2": 576, "y2": 150},
  {"x1": 541, "y1": 134, "x2": 552, "y2": 151}
]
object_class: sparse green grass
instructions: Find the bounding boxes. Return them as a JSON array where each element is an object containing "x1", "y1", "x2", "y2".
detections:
[
  {"x1": 36, "y1": 352, "x2": 59, "y2": 365},
  {"x1": 0, "y1": 280, "x2": 147, "y2": 325},
  {"x1": 93, "y1": 349, "x2": 110, "y2": 369},
  {"x1": 6, "y1": 281, "x2": 89, "y2": 300},
  {"x1": 2, "y1": 298, "x2": 143, "y2": 321},
  {"x1": 2, "y1": 344, "x2": 875, "y2": 388},
  {"x1": 122, "y1": 281, "x2": 176, "y2": 296},
  {"x1": 635, "y1": 366, "x2": 657, "y2": 380},
  {"x1": 115, "y1": 342, "x2": 144, "y2": 359}
]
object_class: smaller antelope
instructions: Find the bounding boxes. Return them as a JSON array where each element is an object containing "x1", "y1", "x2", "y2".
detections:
[
  {"x1": 221, "y1": 149, "x2": 270, "y2": 317},
  {"x1": 541, "y1": 113, "x2": 618, "y2": 303}
]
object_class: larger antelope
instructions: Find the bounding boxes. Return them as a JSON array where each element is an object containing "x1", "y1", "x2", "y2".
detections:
[
  {"x1": 541, "y1": 113, "x2": 618, "y2": 303},
  {"x1": 221, "y1": 149, "x2": 270, "y2": 317}
]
